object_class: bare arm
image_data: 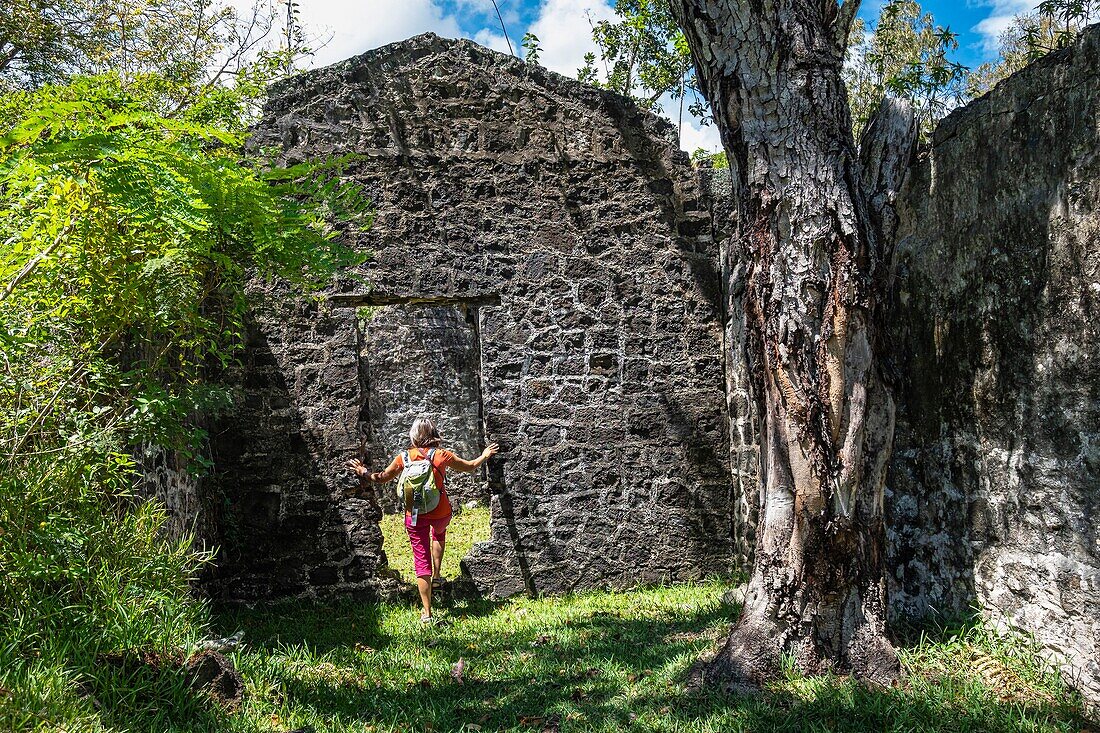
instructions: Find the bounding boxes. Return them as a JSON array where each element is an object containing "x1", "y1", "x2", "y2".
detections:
[
  {"x1": 346, "y1": 455, "x2": 402, "y2": 484},
  {"x1": 449, "y1": 443, "x2": 499, "y2": 473}
]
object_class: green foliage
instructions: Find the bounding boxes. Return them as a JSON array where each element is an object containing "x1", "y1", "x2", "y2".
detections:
[
  {"x1": 969, "y1": 1, "x2": 1098, "y2": 96},
  {"x1": 1034, "y1": 0, "x2": 1099, "y2": 50},
  {"x1": 580, "y1": 0, "x2": 706, "y2": 124},
  {"x1": 0, "y1": 74, "x2": 367, "y2": 730},
  {"x1": 521, "y1": 32, "x2": 542, "y2": 66},
  {"x1": 0, "y1": 0, "x2": 314, "y2": 112},
  {"x1": 844, "y1": 0, "x2": 970, "y2": 141},
  {"x1": 690, "y1": 147, "x2": 728, "y2": 170}
]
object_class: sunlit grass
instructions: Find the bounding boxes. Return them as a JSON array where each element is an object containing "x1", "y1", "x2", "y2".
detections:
[
  {"x1": 210, "y1": 581, "x2": 1090, "y2": 733},
  {"x1": 379, "y1": 505, "x2": 491, "y2": 581}
]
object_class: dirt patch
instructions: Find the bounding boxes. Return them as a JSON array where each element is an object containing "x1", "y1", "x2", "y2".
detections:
[{"x1": 184, "y1": 650, "x2": 245, "y2": 709}]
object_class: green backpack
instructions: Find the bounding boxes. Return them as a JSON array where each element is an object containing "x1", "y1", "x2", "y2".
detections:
[{"x1": 398, "y1": 449, "x2": 441, "y2": 525}]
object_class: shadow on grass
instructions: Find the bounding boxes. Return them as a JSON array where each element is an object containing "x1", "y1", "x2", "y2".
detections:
[
  {"x1": 213, "y1": 592, "x2": 1089, "y2": 732},
  {"x1": 84, "y1": 657, "x2": 228, "y2": 733},
  {"x1": 214, "y1": 597, "x2": 389, "y2": 655}
]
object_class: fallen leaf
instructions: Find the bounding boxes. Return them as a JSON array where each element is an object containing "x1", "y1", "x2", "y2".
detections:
[{"x1": 451, "y1": 657, "x2": 466, "y2": 684}]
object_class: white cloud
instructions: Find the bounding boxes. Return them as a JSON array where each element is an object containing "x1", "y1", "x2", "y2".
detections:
[
  {"x1": 526, "y1": 0, "x2": 614, "y2": 77},
  {"x1": 293, "y1": 0, "x2": 464, "y2": 68},
  {"x1": 678, "y1": 117, "x2": 722, "y2": 154},
  {"x1": 473, "y1": 28, "x2": 516, "y2": 56},
  {"x1": 656, "y1": 94, "x2": 722, "y2": 154},
  {"x1": 523, "y1": 0, "x2": 721, "y2": 154},
  {"x1": 971, "y1": 0, "x2": 1036, "y2": 54}
]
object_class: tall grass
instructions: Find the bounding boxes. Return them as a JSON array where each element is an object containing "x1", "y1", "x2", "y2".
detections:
[{"x1": 0, "y1": 453, "x2": 212, "y2": 731}]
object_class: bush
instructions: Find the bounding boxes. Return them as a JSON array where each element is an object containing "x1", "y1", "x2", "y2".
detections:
[{"x1": 0, "y1": 74, "x2": 366, "y2": 729}]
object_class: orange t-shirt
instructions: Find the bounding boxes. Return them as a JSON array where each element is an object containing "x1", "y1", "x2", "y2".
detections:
[{"x1": 389, "y1": 447, "x2": 454, "y2": 520}]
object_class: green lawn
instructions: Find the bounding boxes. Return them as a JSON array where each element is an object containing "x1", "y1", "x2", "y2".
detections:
[
  {"x1": 208, "y1": 578, "x2": 1090, "y2": 733},
  {"x1": 379, "y1": 506, "x2": 491, "y2": 582}
]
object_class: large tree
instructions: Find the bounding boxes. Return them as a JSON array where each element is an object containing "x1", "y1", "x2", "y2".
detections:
[{"x1": 669, "y1": 0, "x2": 916, "y2": 685}]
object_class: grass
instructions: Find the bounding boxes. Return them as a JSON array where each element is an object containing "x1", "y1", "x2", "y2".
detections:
[
  {"x1": 205, "y1": 581, "x2": 1093, "y2": 733},
  {"x1": 7, "y1": 503, "x2": 1091, "y2": 731},
  {"x1": 11, "y1": 509, "x2": 1089, "y2": 732},
  {"x1": 379, "y1": 505, "x2": 491, "y2": 582}
]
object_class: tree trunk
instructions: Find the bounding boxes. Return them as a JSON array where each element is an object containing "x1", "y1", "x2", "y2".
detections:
[{"x1": 671, "y1": 0, "x2": 910, "y2": 685}]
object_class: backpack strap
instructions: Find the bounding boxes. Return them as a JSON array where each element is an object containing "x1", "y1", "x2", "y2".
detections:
[
  {"x1": 401, "y1": 450, "x2": 410, "y2": 468},
  {"x1": 426, "y1": 448, "x2": 442, "y2": 488}
]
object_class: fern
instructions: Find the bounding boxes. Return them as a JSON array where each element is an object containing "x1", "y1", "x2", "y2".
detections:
[{"x1": 0, "y1": 72, "x2": 370, "y2": 729}]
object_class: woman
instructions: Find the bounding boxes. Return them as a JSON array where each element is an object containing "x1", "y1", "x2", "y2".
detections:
[{"x1": 347, "y1": 417, "x2": 498, "y2": 623}]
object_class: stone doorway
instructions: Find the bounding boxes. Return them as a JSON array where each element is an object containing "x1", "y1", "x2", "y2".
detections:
[{"x1": 351, "y1": 298, "x2": 496, "y2": 582}]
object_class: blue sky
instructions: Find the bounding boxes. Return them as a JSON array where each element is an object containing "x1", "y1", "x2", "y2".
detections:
[{"x1": 288, "y1": 0, "x2": 1040, "y2": 150}]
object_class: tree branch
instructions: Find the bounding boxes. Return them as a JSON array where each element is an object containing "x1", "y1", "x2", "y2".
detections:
[
  {"x1": 835, "y1": 0, "x2": 863, "y2": 51},
  {"x1": 0, "y1": 222, "x2": 75, "y2": 304},
  {"x1": 858, "y1": 96, "x2": 918, "y2": 268}
]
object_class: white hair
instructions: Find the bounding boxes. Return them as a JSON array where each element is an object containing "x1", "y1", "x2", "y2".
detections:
[{"x1": 409, "y1": 417, "x2": 442, "y2": 448}]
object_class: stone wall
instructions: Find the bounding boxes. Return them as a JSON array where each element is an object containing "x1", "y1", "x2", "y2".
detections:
[
  {"x1": 888, "y1": 27, "x2": 1100, "y2": 704},
  {"x1": 205, "y1": 291, "x2": 392, "y2": 599},
  {"x1": 216, "y1": 33, "x2": 737, "y2": 600},
  {"x1": 135, "y1": 444, "x2": 214, "y2": 549},
  {"x1": 190, "y1": 22, "x2": 1100, "y2": 708}
]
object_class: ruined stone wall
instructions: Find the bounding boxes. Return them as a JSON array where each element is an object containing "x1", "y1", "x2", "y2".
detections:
[
  {"x1": 205, "y1": 292, "x2": 391, "y2": 599},
  {"x1": 135, "y1": 444, "x2": 215, "y2": 549},
  {"x1": 700, "y1": 166, "x2": 758, "y2": 563},
  {"x1": 888, "y1": 27, "x2": 1100, "y2": 703},
  {"x1": 218, "y1": 33, "x2": 736, "y2": 600},
  {"x1": 195, "y1": 26, "x2": 1099, "y2": 704}
]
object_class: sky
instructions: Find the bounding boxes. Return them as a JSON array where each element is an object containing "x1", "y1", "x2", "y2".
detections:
[{"x1": 278, "y1": 0, "x2": 1043, "y2": 152}]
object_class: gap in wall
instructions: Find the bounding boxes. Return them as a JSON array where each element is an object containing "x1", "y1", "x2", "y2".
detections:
[{"x1": 354, "y1": 301, "x2": 493, "y2": 583}]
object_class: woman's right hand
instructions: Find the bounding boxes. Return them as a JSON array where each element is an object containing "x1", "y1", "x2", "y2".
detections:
[
  {"x1": 481, "y1": 443, "x2": 499, "y2": 460},
  {"x1": 346, "y1": 458, "x2": 370, "y2": 479}
]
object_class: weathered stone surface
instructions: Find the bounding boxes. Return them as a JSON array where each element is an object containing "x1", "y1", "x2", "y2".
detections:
[
  {"x1": 161, "y1": 23, "x2": 1099, "y2": 708},
  {"x1": 215, "y1": 33, "x2": 737, "y2": 599},
  {"x1": 888, "y1": 26, "x2": 1100, "y2": 704},
  {"x1": 205, "y1": 292, "x2": 392, "y2": 600},
  {"x1": 135, "y1": 443, "x2": 215, "y2": 550},
  {"x1": 701, "y1": 166, "x2": 758, "y2": 564}
]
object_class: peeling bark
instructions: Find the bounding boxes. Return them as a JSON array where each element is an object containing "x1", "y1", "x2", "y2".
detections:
[{"x1": 671, "y1": 0, "x2": 916, "y2": 685}]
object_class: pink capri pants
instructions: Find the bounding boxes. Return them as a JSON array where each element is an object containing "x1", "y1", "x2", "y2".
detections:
[{"x1": 405, "y1": 514, "x2": 450, "y2": 578}]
